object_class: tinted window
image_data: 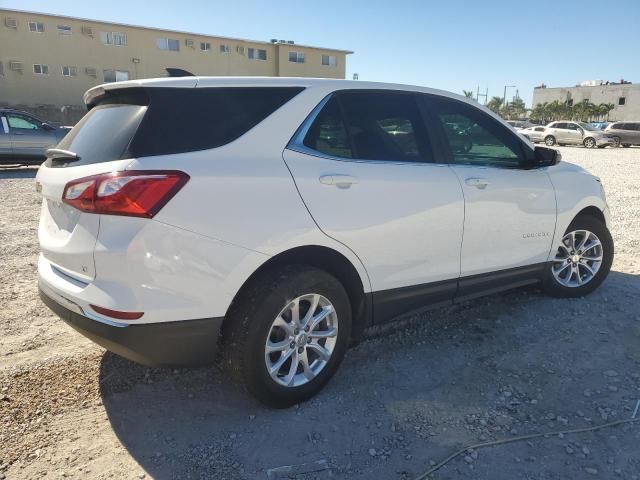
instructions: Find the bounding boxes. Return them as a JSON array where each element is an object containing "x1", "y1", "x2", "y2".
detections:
[
  {"x1": 534, "y1": 127, "x2": 545, "y2": 132},
  {"x1": 131, "y1": 87, "x2": 303, "y2": 157},
  {"x1": 54, "y1": 103, "x2": 147, "y2": 167},
  {"x1": 429, "y1": 97, "x2": 525, "y2": 168},
  {"x1": 303, "y1": 97, "x2": 352, "y2": 158},
  {"x1": 303, "y1": 91, "x2": 432, "y2": 162},
  {"x1": 339, "y1": 92, "x2": 432, "y2": 162},
  {"x1": 554, "y1": 123, "x2": 568, "y2": 129},
  {"x1": 566, "y1": 123, "x2": 579, "y2": 130},
  {"x1": 55, "y1": 87, "x2": 303, "y2": 166}
]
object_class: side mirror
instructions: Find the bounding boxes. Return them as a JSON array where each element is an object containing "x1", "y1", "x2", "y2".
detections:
[
  {"x1": 42, "y1": 122, "x2": 55, "y2": 131},
  {"x1": 534, "y1": 146, "x2": 561, "y2": 167}
]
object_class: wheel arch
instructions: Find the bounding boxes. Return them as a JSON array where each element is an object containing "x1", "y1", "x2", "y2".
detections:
[
  {"x1": 574, "y1": 205, "x2": 606, "y2": 225},
  {"x1": 223, "y1": 245, "x2": 371, "y2": 343}
]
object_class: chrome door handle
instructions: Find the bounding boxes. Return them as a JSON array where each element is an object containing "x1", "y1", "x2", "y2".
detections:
[
  {"x1": 319, "y1": 174, "x2": 357, "y2": 189},
  {"x1": 465, "y1": 177, "x2": 489, "y2": 189}
]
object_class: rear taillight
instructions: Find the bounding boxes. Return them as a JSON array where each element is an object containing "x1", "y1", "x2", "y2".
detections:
[{"x1": 62, "y1": 170, "x2": 189, "y2": 218}]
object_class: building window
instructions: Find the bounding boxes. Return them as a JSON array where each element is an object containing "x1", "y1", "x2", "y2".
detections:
[
  {"x1": 33, "y1": 64, "x2": 49, "y2": 75},
  {"x1": 85, "y1": 67, "x2": 97, "y2": 77},
  {"x1": 103, "y1": 69, "x2": 129, "y2": 82},
  {"x1": 156, "y1": 38, "x2": 180, "y2": 51},
  {"x1": 62, "y1": 66, "x2": 77, "y2": 77},
  {"x1": 619, "y1": 97, "x2": 626, "y2": 106},
  {"x1": 185, "y1": 38, "x2": 194, "y2": 48},
  {"x1": 288, "y1": 51, "x2": 305, "y2": 63},
  {"x1": 101, "y1": 31, "x2": 127, "y2": 46},
  {"x1": 4, "y1": 17, "x2": 18, "y2": 29},
  {"x1": 220, "y1": 44, "x2": 230, "y2": 53},
  {"x1": 29, "y1": 22, "x2": 45, "y2": 33},
  {"x1": 200, "y1": 42, "x2": 211, "y2": 51},
  {"x1": 322, "y1": 55, "x2": 337, "y2": 66},
  {"x1": 248, "y1": 48, "x2": 267, "y2": 60},
  {"x1": 57, "y1": 25, "x2": 72, "y2": 35},
  {"x1": 236, "y1": 45, "x2": 245, "y2": 55}
]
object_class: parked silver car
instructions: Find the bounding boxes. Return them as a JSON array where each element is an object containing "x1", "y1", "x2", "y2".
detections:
[
  {"x1": 604, "y1": 121, "x2": 640, "y2": 147},
  {"x1": 0, "y1": 109, "x2": 71, "y2": 164},
  {"x1": 543, "y1": 121, "x2": 615, "y2": 148},
  {"x1": 519, "y1": 126, "x2": 546, "y2": 143}
]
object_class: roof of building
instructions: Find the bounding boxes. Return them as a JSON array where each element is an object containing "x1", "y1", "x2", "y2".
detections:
[{"x1": 0, "y1": 8, "x2": 354, "y2": 54}]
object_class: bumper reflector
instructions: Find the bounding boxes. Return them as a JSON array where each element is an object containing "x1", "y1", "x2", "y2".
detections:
[{"x1": 90, "y1": 304, "x2": 144, "y2": 320}]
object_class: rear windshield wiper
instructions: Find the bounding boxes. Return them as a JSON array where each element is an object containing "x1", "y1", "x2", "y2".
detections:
[{"x1": 46, "y1": 148, "x2": 81, "y2": 166}]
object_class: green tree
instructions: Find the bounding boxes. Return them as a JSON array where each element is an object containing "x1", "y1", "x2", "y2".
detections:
[
  {"x1": 487, "y1": 96, "x2": 503, "y2": 114},
  {"x1": 462, "y1": 90, "x2": 475, "y2": 99}
]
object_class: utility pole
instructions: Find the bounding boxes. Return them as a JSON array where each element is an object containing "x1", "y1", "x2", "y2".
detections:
[
  {"x1": 476, "y1": 85, "x2": 488, "y2": 105},
  {"x1": 503, "y1": 85, "x2": 516, "y2": 108}
]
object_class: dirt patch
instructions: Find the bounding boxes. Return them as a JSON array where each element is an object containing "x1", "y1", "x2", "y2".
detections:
[{"x1": 1, "y1": 148, "x2": 640, "y2": 479}]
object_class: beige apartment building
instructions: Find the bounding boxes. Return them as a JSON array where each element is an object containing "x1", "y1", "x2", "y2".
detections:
[{"x1": 0, "y1": 8, "x2": 352, "y2": 123}]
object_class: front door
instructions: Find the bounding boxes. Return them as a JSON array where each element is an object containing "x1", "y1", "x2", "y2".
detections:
[
  {"x1": 6, "y1": 112, "x2": 55, "y2": 157},
  {"x1": 565, "y1": 123, "x2": 584, "y2": 144},
  {"x1": 425, "y1": 95, "x2": 556, "y2": 297},
  {"x1": 284, "y1": 90, "x2": 465, "y2": 321}
]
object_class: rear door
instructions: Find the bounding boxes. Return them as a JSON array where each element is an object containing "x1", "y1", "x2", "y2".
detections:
[
  {"x1": 424, "y1": 95, "x2": 556, "y2": 293},
  {"x1": 6, "y1": 112, "x2": 56, "y2": 156},
  {"x1": 284, "y1": 90, "x2": 465, "y2": 321},
  {"x1": 36, "y1": 100, "x2": 147, "y2": 280}
]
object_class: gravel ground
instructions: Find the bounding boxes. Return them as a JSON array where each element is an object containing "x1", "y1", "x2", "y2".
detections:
[{"x1": 1, "y1": 146, "x2": 639, "y2": 480}]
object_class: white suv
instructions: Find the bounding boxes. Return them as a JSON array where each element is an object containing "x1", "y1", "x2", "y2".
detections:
[{"x1": 37, "y1": 78, "x2": 613, "y2": 407}]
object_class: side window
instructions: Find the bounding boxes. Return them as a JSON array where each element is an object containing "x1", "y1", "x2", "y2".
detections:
[
  {"x1": 429, "y1": 97, "x2": 525, "y2": 168},
  {"x1": 303, "y1": 97, "x2": 352, "y2": 159},
  {"x1": 555, "y1": 122, "x2": 568, "y2": 129},
  {"x1": 339, "y1": 92, "x2": 432, "y2": 162},
  {"x1": 566, "y1": 123, "x2": 579, "y2": 130},
  {"x1": 303, "y1": 91, "x2": 433, "y2": 162},
  {"x1": 534, "y1": 127, "x2": 545, "y2": 132},
  {"x1": 7, "y1": 114, "x2": 41, "y2": 130}
]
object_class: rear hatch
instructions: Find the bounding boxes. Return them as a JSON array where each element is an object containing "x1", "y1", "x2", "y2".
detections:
[{"x1": 36, "y1": 89, "x2": 148, "y2": 281}]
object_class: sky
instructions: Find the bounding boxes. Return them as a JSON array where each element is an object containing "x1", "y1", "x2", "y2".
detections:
[{"x1": 3, "y1": 0, "x2": 640, "y2": 107}]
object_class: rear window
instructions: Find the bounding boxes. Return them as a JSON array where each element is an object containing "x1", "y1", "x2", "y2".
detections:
[{"x1": 52, "y1": 86, "x2": 303, "y2": 166}]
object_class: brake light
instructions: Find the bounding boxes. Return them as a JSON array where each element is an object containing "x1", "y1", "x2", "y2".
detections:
[{"x1": 62, "y1": 170, "x2": 189, "y2": 218}]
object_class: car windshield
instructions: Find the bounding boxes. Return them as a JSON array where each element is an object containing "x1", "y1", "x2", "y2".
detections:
[{"x1": 577, "y1": 122, "x2": 599, "y2": 132}]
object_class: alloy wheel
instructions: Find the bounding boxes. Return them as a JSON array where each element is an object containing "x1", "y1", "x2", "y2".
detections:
[
  {"x1": 584, "y1": 138, "x2": 596, "y2": 148},
  {"x1": 265, "y1": 294, "x2": 338, "y2": 387},
  {"x1": 612, "y1": 136, "x2": 621, "y2": 147},
  {"x1": 551, "y1": 229, "x2": 603, "y2": 287},
  {"x1": 545, "y1": 136, "x2": 555, "y2": 146}
]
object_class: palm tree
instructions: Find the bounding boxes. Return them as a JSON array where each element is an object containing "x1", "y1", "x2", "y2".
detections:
[
  {"x1": 462, "y1": 90, "x2": 475, "y2": 99},
  {"x1": 487, "y1": 96, "x2": 503, "y2": 114}
]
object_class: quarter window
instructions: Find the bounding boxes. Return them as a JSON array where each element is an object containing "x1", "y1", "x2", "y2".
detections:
[
  {"x1": 304, "y1": 91, "x2": 433, "y2": 162},
  {"x1": 430, "y1": 97, "x2": 525, "y2": 168}
]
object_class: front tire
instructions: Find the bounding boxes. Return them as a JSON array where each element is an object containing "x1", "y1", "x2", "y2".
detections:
[
  {"x1": 583, "y1": 137, "x2": 596, "y2": 148},
  {"x1": 542, "y1": 216, "x2": 613, "y2": 298},
  {"x1": 223, "y1": 265, "x2": 352, "y2": 408},
  {"x1": 545, "y1": 135, "x2": 556, "y2": 146}
]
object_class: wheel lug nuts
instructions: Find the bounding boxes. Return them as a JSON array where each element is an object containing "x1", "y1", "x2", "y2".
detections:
[
  {"x1": 304, "y1": 326, "x2": 309, "y2": 332},
  {"x1": 307, "y1": 337, "x2": 312, "y2": 344},
  {"x1": 290, "y1": 342, "x2": 295, "y2": 348},
  {"x1": 298, "y1": 347, "x2": 304, "y2": 353}
]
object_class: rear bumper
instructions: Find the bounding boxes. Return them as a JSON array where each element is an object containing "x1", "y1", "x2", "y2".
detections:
[{"x1": 39, "y1": 286, "x2": 224, "y2": 367}]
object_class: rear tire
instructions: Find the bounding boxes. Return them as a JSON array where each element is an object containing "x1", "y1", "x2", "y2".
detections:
[
  {"x1": 545, "y1": 135, "x2": 556, "y2": 146},
  {"x1": 223, "y1": 265, "x2": 352, "y2": 408},
  {"x1": 542, "y1": 216, "x2": 613, "y2": 298}
]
